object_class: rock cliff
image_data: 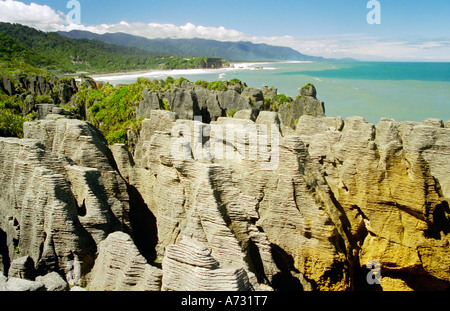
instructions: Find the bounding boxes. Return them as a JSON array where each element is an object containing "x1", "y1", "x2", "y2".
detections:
[
  {"x1": 0, "y1": 84, "x2": 449, "y2": 291},
  {"x1": 116, "y1": 109, "x2": 449, "y2": 291},
  {"x1": 137, "y1": 80, "x2": 325, "y2": 131},
  {"x1": 1, "y1": 74, "x2": 78, "y2": 108}
]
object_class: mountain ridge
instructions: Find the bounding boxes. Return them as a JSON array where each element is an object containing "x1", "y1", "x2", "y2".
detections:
[
  {"x1": 0, "y1": 22, "x2": 229, "y2": 74},
  {"x1": 57, "y1": 30, "x2": 327, "y2": 62}
]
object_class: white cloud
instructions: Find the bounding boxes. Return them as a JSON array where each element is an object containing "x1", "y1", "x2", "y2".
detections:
[
  {"x1": 60, "y1": 21, "x2": 254, "y2": 42},
  {"x1": 0, "y1": 0, "x2": 65, "y2": 30},
  {"x1": 1, "y1": 0, "x2": 450, "y2": 61}
]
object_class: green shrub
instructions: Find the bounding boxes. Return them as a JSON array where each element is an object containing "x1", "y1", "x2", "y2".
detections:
[
  {"x1": 162, "y1": 98, "x2": 170, "y2": 111},
  {"x1": 195, "y1": 80, "x2": 208, "y2": 89},
  {"x1": 195, "y1": 80, "x2": 208, "y2": 88},
  {"x1": 175, "y1": 77, "x2": 189, "y2": 85},
  {"x1": 274, "y1": 94, "x2": 288, "y2": 105},
  {"x1": 0, "y1": 95, "x2": 22, "y2": 113},
  {"x1": 230, "y1": 78, "x2": 241, "y2": 85},
  {"x1": 0, "y1": 93, "x2": 30, "y2": 138},
  {"x1": 106, "y1": 128, "x2": 128, "y2": 145},
  {"x1": 227, "y1": 109, "x2": 237, "y2": 117},
  {"x1": 264, "y1": 97, "x2": 272, "y2": 110},
  {"x1": 165, "y1": 76, "x2": 175, "y2": 84},
  {"x1": 81, "y1": 80, "x2": 150, "y2": 146},
  {"x1": 34, "y1": 94, "x2": 53, "y2": 104},
  {"x1": 0, "y1": 108, "x2": 26, "y2": 138},
  {"x1": 207, "y1": 80, "x2": 228, "y2": 92}
]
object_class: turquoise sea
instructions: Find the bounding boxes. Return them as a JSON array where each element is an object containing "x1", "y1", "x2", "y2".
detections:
[{"x1": 94, "y1": 61, "x2": 450, "y2": 125}]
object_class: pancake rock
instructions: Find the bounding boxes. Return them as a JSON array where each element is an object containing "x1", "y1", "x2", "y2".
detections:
[
  {"x1": 296, "y1": 116, "x2": 450, "y2": 290},
  {"x1": 1, "y1": 101, "x2": 449, "y2": 291},
  {"x1": 0, "y1": 118, "x2": 133, "y2": 286},
  {"x1": 87, "y1": 232, "x2": 162, "y2": 291}
]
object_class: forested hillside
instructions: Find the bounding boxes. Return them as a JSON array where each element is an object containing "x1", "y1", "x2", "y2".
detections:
[
  {"x1": 59, "y1": 30, "x2": 326, "y2": 62},
  {"x1": 0, "y1": 22, "x2": 228, "y2": 74}
]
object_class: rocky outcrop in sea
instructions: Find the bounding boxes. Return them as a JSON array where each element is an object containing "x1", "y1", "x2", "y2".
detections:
[{"x1": 0, "y1": 80, "x2": 449, "y2": 291}]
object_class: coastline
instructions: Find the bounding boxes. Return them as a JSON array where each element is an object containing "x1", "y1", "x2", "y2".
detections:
[
  {"x1": 90, "y1": 61, "x2": 297, "y2": 82},
  {"x1": 88, "y1": 61, "x2": 450, "y2": 124},
  {"x1": 91, "y1": 68, "x2": 229, "y2": 83}
]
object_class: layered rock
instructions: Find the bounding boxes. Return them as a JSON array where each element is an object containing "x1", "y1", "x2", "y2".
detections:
[
  {"x1": 0, "y1": 137, "x2": 96, "y2": 280},
  {"x1": 87, "y1": 232, "x2": 162, "y2": 291},
  {"x1": 162, "y1": 238, "x2": 252, "y2": 291},
  {"x1": 23, "y1": 118, "x2": 131, "y2": 234},
  {"x1": 137, "y1": 82, "x2": 255, "y2": 122},
  {"x1": 0, "y1": 118, "x2": 134, "y2": 287},
  {"x1": 1, "y1": 74, "x2": 78, "y2": 107},
  {"x1": 119, "y1": 110, "x2": 347, "y2": 290},
  {"x1": 115, "y1": 108, "x2": 449, "y2": 291},
  {"x1": 1, "y1": 90, "x2": 449, "y2": 291},
  {"x1": 278, "y1": 84, "x2": 325, "y2": 130},
  {"x1": 296, "y1": 115, "x2": 450, "y2": 290},
  {"x1": 136, "y1": 82, "x2": 324, "y2": 129}
]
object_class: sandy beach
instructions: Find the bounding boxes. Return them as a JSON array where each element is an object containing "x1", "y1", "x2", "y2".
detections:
[{"x1": 90, "y1": 62, "x2": 280, "y2": 82}]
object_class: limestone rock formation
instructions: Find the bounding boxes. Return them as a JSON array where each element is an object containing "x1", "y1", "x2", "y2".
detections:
[
  {"x1": 137, "y1": 82, "x2": 256, "y2": 122},
  {"x1": 23, "y1": 118, "x2": 132, "y2": 234},
  {"x1": 0, "y1": 118, "x2": 134, "y2": 287},
  {"x1": 278, "y1": 84, "x2": 326, "y2": 130},
  {"x1": 119, "y1": 109, "x2": 449, "y2": 291},
  {"x1": 0, "y1": 137, "x2": 96, "y2": 281},
  {"x1": 1, "y1": 74, "x2": 78, "y2": 106},
  {"x1": 136, "y1": 81, "x2": 323, "y2": 128},
  {"x1": 296, "y1": 115, "x2": 450, "y2": 290},
  {"x1": 8, "y1": 256, "x2": 35, "y2": 280},
  {"x1": 124, "y1": 110, "x2": 346, "y2": 290},
  {"x1": 1, "y1": 87, "x2": 449, "y2": 291},
  {"x1": 1, "y1": 77, "x2": 16, "y2": 96},
  {"x1": 0, "y1": 271, "x2": 69, "y2": 291},
  {"x1": 162, "y1": 237, "x2": 253, "y2": 291},
  {"x1": 1, "y1": 277, "x2": 46, "y2": 291},
  {"x1": 35, "y1": 271, "x2": 69, "y2": 291},
  {"x1": 87, "y1": 232, "x2": 162, "y2": 291}
]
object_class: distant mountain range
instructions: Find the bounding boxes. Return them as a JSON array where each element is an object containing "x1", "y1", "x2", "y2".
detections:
[
  {"x1": 0, "y1": 22, "x2": 351, "y2": 76},
  {"x1": 0, "y1": 22, "x2": 229, "y2": 73},
  {"x1": 58, "y1": 30, "x2": 327, "y2": 62}
]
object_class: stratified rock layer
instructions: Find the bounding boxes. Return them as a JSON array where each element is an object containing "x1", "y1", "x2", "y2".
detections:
[
  {"x1": 162, "y1": 238, "x2": 252, "y2": 291},
  {"x1": 296, "y1": 116, "x2": 450, "y2": 290},
  {"x1": 0, "y1": 118, "x2": 133, "y2": 286},
  {"x1": 1, "y1": 107, "x2": 449, "y2": 291},
  {"x1": 87, "y1": 232, "x2": 162, "y2": 291},
  {"x1": 121, "y1": 111, "x2": 449, "y2": 291}
]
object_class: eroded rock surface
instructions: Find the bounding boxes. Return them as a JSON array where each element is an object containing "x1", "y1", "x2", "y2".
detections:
[
  {"x1": 1, "y1": 107, "x2": 449, "y2": 291},
  {"x1": 0, "y1": 118, "x2": 133, "y2": 288},
  {"x1": 87, "y1": 232, "x2": 162, "y2": 291}
]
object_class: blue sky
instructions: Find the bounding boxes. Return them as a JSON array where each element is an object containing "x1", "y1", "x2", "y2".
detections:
[{"x1": 2, "y1": 0, "x2": 450, "y2": 61}]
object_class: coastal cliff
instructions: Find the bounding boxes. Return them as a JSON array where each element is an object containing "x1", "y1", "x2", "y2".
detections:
[{"x1": 0, "y1": 80, "x2": 449, "y2": 291}]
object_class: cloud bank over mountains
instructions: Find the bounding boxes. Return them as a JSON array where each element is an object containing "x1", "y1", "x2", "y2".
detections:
[{"x1": 1, "y1": 0, "x2": 449, "y2": 61}]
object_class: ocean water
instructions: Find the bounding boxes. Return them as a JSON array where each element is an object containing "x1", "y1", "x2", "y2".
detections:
[{"x1": 93, "y1": 61, "x2": 450, "y2": 125}]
